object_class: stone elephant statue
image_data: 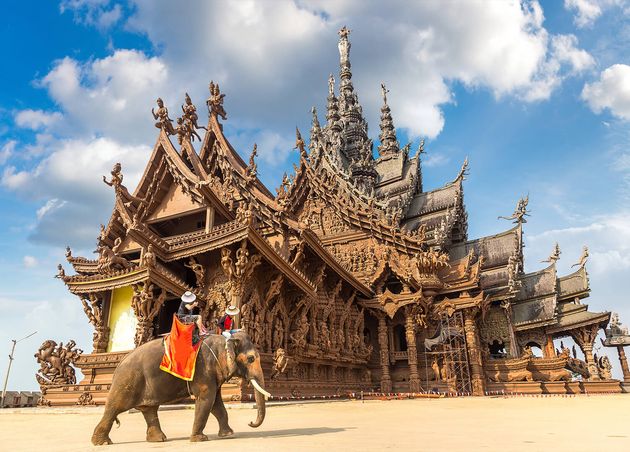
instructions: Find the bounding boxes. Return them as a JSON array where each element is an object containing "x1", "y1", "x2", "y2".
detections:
[{"x1": 92, "y1": 331, "x2": 269, "y2": 445}]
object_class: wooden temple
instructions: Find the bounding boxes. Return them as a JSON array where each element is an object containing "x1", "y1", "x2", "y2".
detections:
[{"x1": 37, "y1": 27, "x2": 628, "y2": 406}]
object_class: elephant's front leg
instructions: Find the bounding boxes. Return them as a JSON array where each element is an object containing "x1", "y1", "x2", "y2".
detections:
[
  {"x1": 211, "y1": 390, "x2": 234, "y2": 438},
  {"x1": 138, "y1": 405, "x2": 167, "y2": 442},
  {"x1": 190, "y1": 385, "x2": 216, "y2": 442}
]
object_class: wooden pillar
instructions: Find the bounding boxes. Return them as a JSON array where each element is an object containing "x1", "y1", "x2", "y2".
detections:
[
  {"x1": 377, "y1": 316, "x2": 392, "y2": 393},
  {"x1": 573, "y1": 325, "x2": 600, "y2": 380},
  {"x1": 464, "y1": 309, "x2": 486, "y2": 396},
  {"x1": 205, "y1": 206, "x2": 215, "y2": 233},
  {"x1": 617, "y1": 346, "x2": 630, "y2": 382},
  {"x1": 543, "y1": 334, "x2": 555, "y2": 358},
  {"x1": 404, "y1": 308, "x2": 420, "y2": 392}
]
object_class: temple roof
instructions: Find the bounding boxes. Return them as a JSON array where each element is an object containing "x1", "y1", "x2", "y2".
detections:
[
  {"x1": 547, "y1": 302, "x2": 610, "y2": 334},
  {"x1": 558, "y1": 266, "x2": 590, "y2": 301}
]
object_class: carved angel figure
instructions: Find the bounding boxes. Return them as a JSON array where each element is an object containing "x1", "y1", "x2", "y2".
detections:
[
  {"x1": 270, "y1": 348, "x2": 289, "y2": 380},
  {"x1": 103, "y1": 162, "x2": 148, "y2": 207},
  {"x1": 185, "y1": 256, "x2": 205, "y2": 288},
  {"x1": 290, "y1": 313, "x2": 309, "y2": 350},
  {"x1": 140, "y1": 244, "x2": 156, "y2": 267},
  {"x1": 207, "y1": 81, "x2": 227, "y2": 120},
  {"x1": 151, "y1": 97, "x2": 176, "y2": 135},
  {"x1": 182, "y1": 92, "x2": 206, "y2": 132}
]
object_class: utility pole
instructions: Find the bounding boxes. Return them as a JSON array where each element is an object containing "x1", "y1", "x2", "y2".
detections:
[{"x1": 1, "y1": 331, "x2": 37, "y2": 408}]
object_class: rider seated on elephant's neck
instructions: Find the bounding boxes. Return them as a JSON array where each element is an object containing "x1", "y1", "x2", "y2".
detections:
[
  {"x1": 177, "y1": 291, "x2": 208, "y2": 337},
  {"x1": 219, "y1": 305, "x2": 241, "y2": 348}
]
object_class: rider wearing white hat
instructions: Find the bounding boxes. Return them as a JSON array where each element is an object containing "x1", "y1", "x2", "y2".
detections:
[
  {"x1": 177, "y1": 291, "x2": 208, "y2": 336},
  {"x1": 219, "y1": 305, "x2": 241, "y2": 343}
]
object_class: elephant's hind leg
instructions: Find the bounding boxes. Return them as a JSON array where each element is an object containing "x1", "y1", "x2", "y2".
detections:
[
  {"x1": 91, "y1": 406, "x2": 120, "y2": 445},
  {"x1": 190, "y1": 386, "x2": 216, "y2": 442},
  {"x1": 211, "y1": 392, "x2": 234, "y2": 438},
  {"x1": 139, "y1": 405, "x2": 167, "y2": 442}
]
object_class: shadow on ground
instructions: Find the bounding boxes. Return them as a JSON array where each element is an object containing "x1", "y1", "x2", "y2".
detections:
[{"x1": 112, "y1": 426, "x2": 351, "y2": 445}]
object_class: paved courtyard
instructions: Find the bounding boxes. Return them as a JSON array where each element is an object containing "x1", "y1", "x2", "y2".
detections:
[{"x1": 1, "y1": 395, "x2": 629, "y2": 451}]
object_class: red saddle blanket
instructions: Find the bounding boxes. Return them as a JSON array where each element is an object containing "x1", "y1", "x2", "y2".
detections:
[{"x1": 159, "y1": 315, "x2": 201, "y2": 381}]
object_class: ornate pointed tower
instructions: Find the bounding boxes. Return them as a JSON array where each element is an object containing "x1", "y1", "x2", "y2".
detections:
[
  {"x1": 377, "y1": 83, "x2": 400, "y2": 157},
  {"x1": 335, "y1": 27, "x2": 377, "y2": 194}
]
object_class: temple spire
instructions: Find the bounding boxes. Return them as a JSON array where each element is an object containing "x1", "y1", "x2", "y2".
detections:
[
  {"x1": 338, "y1": 26, "x2": 352, "y2": 85},
  {"x1": 326, "y1": 74, "x2": 340, "y2": 128},
  {"x1": 378, "y1": 83, "x2": 400, "y2": 157}
]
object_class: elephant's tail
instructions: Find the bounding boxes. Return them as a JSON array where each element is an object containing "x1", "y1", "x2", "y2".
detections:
[{"x1": 114, "y1": 416, "x2": 120, "y2": 428}]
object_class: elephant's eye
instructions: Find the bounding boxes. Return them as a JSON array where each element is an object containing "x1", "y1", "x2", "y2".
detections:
[{"x1": 247, "y1": 355, "x2": 255, "y2": 364}]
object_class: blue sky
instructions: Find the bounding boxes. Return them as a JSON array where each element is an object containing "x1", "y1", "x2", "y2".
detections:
[{"x1": 2, "y1": 0, "x2": 630, "y2": 389}]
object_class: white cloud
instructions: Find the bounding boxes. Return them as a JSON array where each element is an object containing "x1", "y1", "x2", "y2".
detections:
[
  {"x1": 4, "y1": 1, "x2": 596, "y2": 247},
  {"x1": 565, "y1": 0, "x2": 603, "y2": 27},
  {"x1": 14, "y1": 110, "x2": 63, "y2": 131},
  {"x1": 120, "y1": 0, "x2": 592, "y2": 139},
  {"x1": 60, "y1": 0, "x2": 122, "y2": 30},
  {"x1": 423, "y1": 153, "x2": 450, "y2": 168},
  {"x1": 0, "y1": 140, "x2": 16, "y2": 164},
  {"x1": 2, "y1": 137, "x2": 150, "y2": 247},
  {"x1": 582, "y1": 64, "x2": 630, "y2": 120},
  {"x1": 22, "y1": 256, "x2": 38, "y2": 268},
  {"x1": 564, "y1": 0, "x2": 626, "y2": 28},
  {"x1": 40, "y1": 50, "x2": 170, "y2": 145}
]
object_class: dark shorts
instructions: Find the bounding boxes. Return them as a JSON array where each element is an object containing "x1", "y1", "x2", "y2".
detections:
[{"x1": 178, "y1": 314, "x2": 200, "y2": 324}]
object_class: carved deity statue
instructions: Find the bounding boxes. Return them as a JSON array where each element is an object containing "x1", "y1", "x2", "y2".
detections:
[
  {"x1": 271, "y1": 348, "x2": 289, "y2": 380},
  {"x1": 54, "y1": 264, "x2": 67, "y2": 281},
  {"x1": 290, "y1": 313, "x2": 309, "y2": 351},
  {"x1": 185, "y1": 256, "x2": 205, "y2": 288},
  {"x1": 207, "y1": 81, "x2": 227, "y2": 120},
  {"x1": 140, "y1": 244, "x2": 156, "y2": 267},
  {"x1": 103, "y1": 162, "x2": 148, "y2": 208},
  {"x1": 35, "y1": 340, "x2": 83, "y2": 387},
  {"x1": 182, "y1": 92, "x2": 206, "y2": 132},
  {"x1": 338, "y1": 26, "x2": 351, "y2": 65},
  {"x1": 151, "y1": 97, "x2": 176, "y2": 135}
]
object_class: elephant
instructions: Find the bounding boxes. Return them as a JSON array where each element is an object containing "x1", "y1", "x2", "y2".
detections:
[{"x1": 91, "y1": 331, "x2": 269, "y2": 445}]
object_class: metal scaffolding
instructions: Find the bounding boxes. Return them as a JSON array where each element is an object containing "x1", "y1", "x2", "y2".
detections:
[{"x1": 422, "y1": 311, "x2": 472, "y2": 395}]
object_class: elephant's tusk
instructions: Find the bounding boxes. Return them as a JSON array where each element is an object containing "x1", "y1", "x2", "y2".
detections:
[{"x1": 250, "y1": 379, "x2": 271, "y2": 400}]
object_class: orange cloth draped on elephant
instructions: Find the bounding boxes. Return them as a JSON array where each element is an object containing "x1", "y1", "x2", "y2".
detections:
[{"x1": 160, "y1": 315, "x2": 201, "y2": 381}]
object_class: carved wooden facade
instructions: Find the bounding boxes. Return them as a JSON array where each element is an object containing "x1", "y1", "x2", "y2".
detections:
[{"x1": 40, "y1": 28, "x2": 624, "y2": 405}]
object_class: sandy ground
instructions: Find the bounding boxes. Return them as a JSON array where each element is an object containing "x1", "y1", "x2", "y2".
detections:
[{"x1": 1, "y1": 395, "x2": 629, "y2": 451}]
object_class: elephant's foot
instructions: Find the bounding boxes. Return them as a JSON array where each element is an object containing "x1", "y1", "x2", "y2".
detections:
[
  {"x1": 91, "y1": 436, "x2": 112, "y2": 446},
  {"x1": 218, "y1": 427, "x2": 234, "y2": 438},
  {"x1": 146, "y1": 426, "x2": 167, "y2": 442},
  {"x1": 190, "y1": 433, "x2": 209, "y2": 442}
]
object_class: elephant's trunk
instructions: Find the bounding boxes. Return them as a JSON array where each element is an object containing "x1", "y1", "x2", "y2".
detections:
[{"x1": 248, "y1": 373, "x2": 267, "y2": 428}]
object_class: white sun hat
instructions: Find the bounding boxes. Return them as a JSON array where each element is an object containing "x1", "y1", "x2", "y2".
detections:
[
  {"x1": 225, "y1": 305, "x2": 240, "y2": 316},
  {"x1": 181, "y1": 291, "x2": 196, "y2": 303}
]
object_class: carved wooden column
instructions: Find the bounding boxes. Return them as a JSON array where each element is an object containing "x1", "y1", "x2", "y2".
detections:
[
  {"x1": 464, "y1": 309, "x2": 486, "y2": 396},
  {"x1": 205, "y1": 206, "x2": 215, "y2": 233},
  {"x1": 404, "y1": 307, "x2": 420, "y2": 392},
  {"x1": 131, "y1": 283, "x2": 166, "y2": 347},
  {"x1": 377, "y1": 315, "x2": 392, "y2": 393},
  {"x1": 543, "y1": 334, "x2": 555, "y2": 358},
  {"x1": 80, "y1": 293, "x2": 110, "y2": 353},
  {"x1": 572, "y1": 324, "x2": 600, "y2": 380},
  {"x1": 617, "y1": 346, "x2": 630, "y2": 382}
]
